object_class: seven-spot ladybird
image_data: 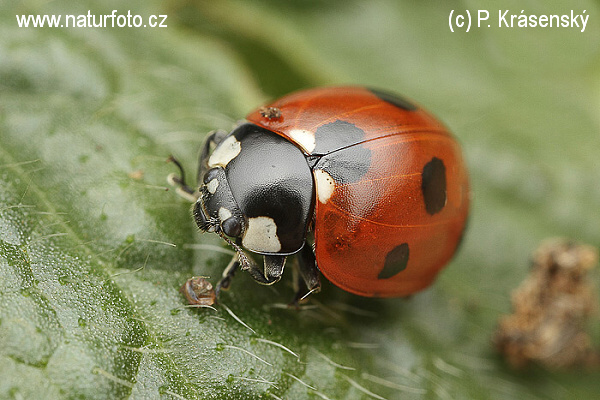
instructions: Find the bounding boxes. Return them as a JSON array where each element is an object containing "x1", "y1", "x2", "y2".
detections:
[{"x1": 169, "y1": 86, "x2": 469, "y2": 300}]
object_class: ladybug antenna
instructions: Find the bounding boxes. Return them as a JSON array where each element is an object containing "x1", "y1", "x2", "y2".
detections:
[{"x1": 217, "y1": 230, "x2": 255, "y2": 271}]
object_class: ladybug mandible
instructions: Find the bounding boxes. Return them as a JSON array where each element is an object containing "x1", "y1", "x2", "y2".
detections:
[{"x1": 169, "y1": 87, "x2": 469, "y2": 301}]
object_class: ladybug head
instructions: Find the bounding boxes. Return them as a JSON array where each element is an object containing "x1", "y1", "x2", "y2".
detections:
[{"x1": 194, "y1": 166, "x2": 245, "y2": 239}]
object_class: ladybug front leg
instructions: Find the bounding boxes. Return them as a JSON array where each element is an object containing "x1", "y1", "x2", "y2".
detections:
[
  {"x1": 167, "y1": 129, "x2": 229, "y2": 202},
  {"x1": 215, "y1": 256, "x2": 240, "y2": 298},
  {"x1": 216, "y1": 236, "x2": 286, "y2": 295},
  {"x1": 292, "y1": 242, "x2": 321, "y2": 304},
  {"x1": 242, "y1": 255, "x2": 287, "y2": 285},
  {"x1": 166, "y1": 155, "x2": 199, "y2": 202}
]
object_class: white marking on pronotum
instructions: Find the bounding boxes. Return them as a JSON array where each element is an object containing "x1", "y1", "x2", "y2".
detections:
[
  {"x1": 242, "y1": 216, "x2": 281, "y2": 253},
  {"x1": 218, "y1": 207, "x2": 232, "y2": 221},
  {"x1": 206, "y1": 178, "x2": 219, "y2": 194},
  {"x1": 313, "y1": 169, "x2": 335, "y2": 204},
  {"x1": 288, "y1": 128, "x2": 316, "y2": 153},
  {"x1": 208, "y1": 135, "x2": 241, "y2": 167}
]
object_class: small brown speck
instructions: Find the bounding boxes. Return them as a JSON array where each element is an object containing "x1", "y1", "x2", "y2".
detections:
[
  {"x1": 259, "y1": 106, "x2": 282, "y2": 120},
  {"x1": 128, "y1": 170, "x2": 144, "y2": 180}
]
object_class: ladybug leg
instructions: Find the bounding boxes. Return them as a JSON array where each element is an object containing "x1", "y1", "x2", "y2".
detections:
[
  {"x1": 166, "y1": 155, "x2": 199, "y2": 202},
  {"x1": 215, "y1": 256, "x2": 240, "y2": 298},
  {"x1": 167, "y1": 129, "x2": 228, "y2": 202},
  {"x1": 218, "y1": 233, "x2": 287, "y2": 286},
  {"x1": 215, "y1": 254, "x2": 284, "y2": 298},
  {"x1": 197, "y1": 129, "x2": 229, "y2": 183},
  {"x1": 243, "y1": 255, "x2": 286, "y2": 285},
  {"x1": 292, "y1": 243, "x2": 321, "y2": 304}
]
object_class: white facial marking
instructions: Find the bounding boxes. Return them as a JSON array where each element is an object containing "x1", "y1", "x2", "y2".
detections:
[
  {"x1": 288, "y1": 129, "x2": 316, "y2": 153},
  {"x1": 313, "y1": 169, "x2": 336, "y2": 204},
  {"x1": 218, "y1": 207, "x2": 232, "y2": 222},
  {"x1": 206, "y1": 178, "x2": 219, "y2": 194},
  {"x1": 208, "y1": 135, "x2": 241, "y2": 167},
  {"x1": 242, "y1": 216, "x2": 281, "y2": 253}
]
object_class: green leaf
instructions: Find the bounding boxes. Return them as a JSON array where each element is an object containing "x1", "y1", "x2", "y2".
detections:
[{"x1": 2, "y1": 0, "x2": 600, "y2": 399}]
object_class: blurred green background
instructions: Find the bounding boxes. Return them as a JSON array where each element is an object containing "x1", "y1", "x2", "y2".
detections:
[{"x1": 1, "y1": 0, "x2": 599, "y2": 398}]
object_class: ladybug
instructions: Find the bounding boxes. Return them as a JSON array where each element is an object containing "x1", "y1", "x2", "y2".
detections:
[{"x1": 169, "y1": 86, "x2": 469, "y2": 300}]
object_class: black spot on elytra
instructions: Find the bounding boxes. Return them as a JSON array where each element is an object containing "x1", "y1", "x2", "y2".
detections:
[
  {"x1": 313, "y1": 143, "x2": 371, "y2": 185},
  {"x1": 378, "y1": 243, "x2": 410, "y2": 279},
  {"x1": 422, "y1": 157, "x2": 447, "y2": 215},
  {"x1": 313, "y1": 120, "x2": 366, "y2": 155},
  {"x1": 369, "y1": 88, "x2": 417, "y2": 111}
]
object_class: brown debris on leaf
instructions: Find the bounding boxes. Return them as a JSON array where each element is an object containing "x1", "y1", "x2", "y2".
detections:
[
  {"x1": 181, "y1": 276, "x2": 216, "y2": 306},
  {"x1": 494, "y1": 238, "x2": 599, "y2": 370}
]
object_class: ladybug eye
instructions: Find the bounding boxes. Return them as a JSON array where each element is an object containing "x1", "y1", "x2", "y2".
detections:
[{"x1": 221, "y1": 217, "x2": 242, "y2": 238}]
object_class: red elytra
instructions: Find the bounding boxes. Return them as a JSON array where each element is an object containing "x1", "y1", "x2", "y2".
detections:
[{"x1": 247, "y1": 86, "x2": 470, "y2": 297}]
